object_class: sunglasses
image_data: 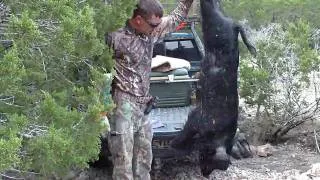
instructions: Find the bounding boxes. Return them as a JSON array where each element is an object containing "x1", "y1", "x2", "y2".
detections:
[{"x1": 144, "y1": 18, "x2": 160, "y2": 28}]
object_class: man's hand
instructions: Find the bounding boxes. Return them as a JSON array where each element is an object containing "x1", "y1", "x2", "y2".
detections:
[{"x1": 144, "y1": 96, "x2": 159, "y2": 115}]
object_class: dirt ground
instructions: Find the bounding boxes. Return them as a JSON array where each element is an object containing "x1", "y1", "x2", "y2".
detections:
[
  {"x1": 155, "y1": 144, "x2": 320, "y2": 180},
  {"x1": 81, "y1": 130, "x2": 320, "y2": 180},
  {"x1": 79, "y1": 107, "x2": 320, "y2": 180}
]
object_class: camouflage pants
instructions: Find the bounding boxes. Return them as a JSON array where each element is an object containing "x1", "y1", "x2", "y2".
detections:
[{"x1": 108, "y1": 90, "x2": 153, "y2": 180}]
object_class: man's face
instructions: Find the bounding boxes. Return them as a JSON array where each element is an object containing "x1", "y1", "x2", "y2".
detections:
[{"x1": 135, "y1": 14, "x2": 162, "y2": 35}]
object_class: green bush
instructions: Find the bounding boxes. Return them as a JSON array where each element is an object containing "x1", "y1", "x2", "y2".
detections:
[
  {"x1": 0, "y1": 0, "x2": 136, "y2": 178},
  {"x1": 239, "y1": 21, "x2": 320, "y2": 142}
]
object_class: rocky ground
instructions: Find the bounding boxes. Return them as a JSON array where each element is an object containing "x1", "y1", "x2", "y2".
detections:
[
  {"x1": 78, "y1": 108, "x2": 320, "y2": 180},
  {"x1": 4, "y1": 140, "x2": 319, "y2": 180},
  {"x1": 157, "y1": 144, "x2": 320, "y2": 180},
  {"x1": 80, "y1": 141, "x2": 320, "y2": 180}
]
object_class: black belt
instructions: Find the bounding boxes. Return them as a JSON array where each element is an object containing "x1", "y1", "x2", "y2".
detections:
[
  {"x1": 130, "y1": 95, "x2": 153, "y2": 104},
  {"x1": 113, "y1": 89, "x2": 152, "y2": 104}
]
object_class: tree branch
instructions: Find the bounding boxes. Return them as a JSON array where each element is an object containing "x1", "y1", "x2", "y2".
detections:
[
  {"x1": 315, "y1": 129, "x2": 320, "y2": 154},
  {"x1": 0, "y1": 173, "x2": 24, "y2": 180}
]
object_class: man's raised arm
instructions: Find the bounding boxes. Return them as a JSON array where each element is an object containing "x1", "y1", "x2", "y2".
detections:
[{"x1": 152, "y1": 0, "x2": 194, "y2": 40}]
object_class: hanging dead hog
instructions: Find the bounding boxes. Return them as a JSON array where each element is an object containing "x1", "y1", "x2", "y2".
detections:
[{"x1": 171, "y1": 0, "x2": 256, "y2": 177}]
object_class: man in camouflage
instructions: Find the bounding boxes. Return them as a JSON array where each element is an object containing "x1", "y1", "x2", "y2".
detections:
[{"x1": 106, "y1": 0, "x2": 194, "y2": 179}]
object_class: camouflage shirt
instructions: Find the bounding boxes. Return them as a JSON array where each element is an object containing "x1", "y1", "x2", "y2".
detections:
[{"x1": 107, "y1": 0, "x2": 193, "y2": 98}]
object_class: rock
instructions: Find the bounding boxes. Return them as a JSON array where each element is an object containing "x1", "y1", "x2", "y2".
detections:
[
  {"x1": 287, "y1": 163, "x2": 320, "y2": 180},
  {"x1": 307, "y1": 163, "x2": 320, "y2": 178},
  {"x1": 63, "y1": 170, "x2": 78, "y2": 180},
  {"x1": 291, "y1": 173, "x2": 312, "y2": 180},
  {"x1": 76, "y1": 171, "x2": 90, "y2": 180},
  {"x1": 251, "y1": 143, "x2": 274, "y2": 157}
]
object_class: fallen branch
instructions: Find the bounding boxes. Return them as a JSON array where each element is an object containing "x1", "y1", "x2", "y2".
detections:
[
  {"x1": 314, "y1": 129, "x2": 320, "y2": 154},
  {"x1": 0, "y1": 172, "x2": 24, "y2": 180}
]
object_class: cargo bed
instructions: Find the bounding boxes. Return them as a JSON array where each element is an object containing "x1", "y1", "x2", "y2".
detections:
[{"x1": 150, "y1": 106, "x2": 194, "y2": 158}]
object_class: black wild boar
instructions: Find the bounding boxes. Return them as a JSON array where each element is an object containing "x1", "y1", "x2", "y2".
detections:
[{"x1": 171, "y1": 0, "x2": 256, "y2": 177}]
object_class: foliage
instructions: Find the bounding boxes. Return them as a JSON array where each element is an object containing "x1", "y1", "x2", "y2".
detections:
[
  {"x1": 239, "y1": 20, "x2": 320, "y2": 141},
  {"x1": 222, "y1": 0, "x2": 320, "y2": 28},
  {"x1": 0, "y1": 0, "x2": 136, "y2": 178}
]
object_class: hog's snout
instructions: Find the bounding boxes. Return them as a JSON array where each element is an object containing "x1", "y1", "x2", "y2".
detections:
[
  {"x1": 200, "y1": 146, "x2": 231, "y2": 177},
  {"x1": 214, "y1": 146, "x2": 230, "y2": 169}
]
